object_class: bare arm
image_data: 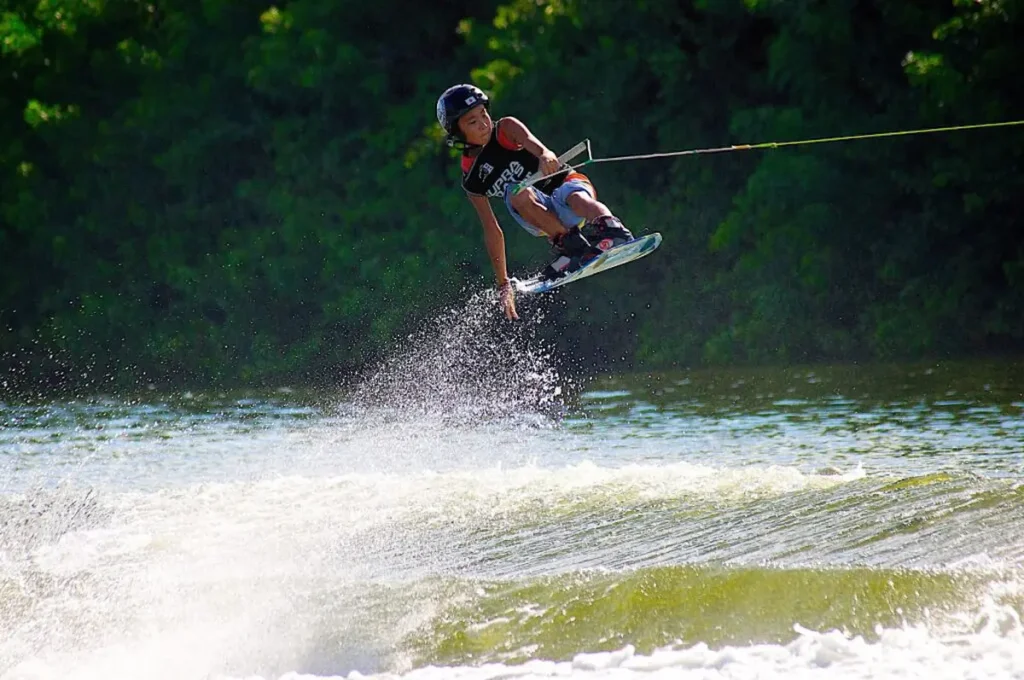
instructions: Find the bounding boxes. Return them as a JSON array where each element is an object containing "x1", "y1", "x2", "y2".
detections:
[
  {"x1": 467, "y1": 192, "x2": 510, "y2": 286},
  {"x1": 499, "y1": 117, "x2": 561, "y2": 176},
  {"x1": 499, "y1": 117, "x2": 551, "y2": 158},
  {"x1": 467, "y1": 192, "x2": 519, "y2": 320}
]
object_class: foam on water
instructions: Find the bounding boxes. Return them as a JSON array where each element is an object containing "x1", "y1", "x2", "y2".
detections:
[
  {"x1": 0, "y1": 452, "x2": 870, "y2": 679},
  {"x1": 0, "y1": 456, "x2": 973, "y2": 680},
  {"x1": 330, "y1": 614, "x2": 1024, "y2": 680},
  {"x1": 7, "y1": 612, "x2": 1024, "y2": 680}
]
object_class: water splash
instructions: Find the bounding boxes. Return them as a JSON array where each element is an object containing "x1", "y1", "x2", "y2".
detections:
[
  {"x1": 0, "y1": 487, "x2": 110, "y2": 559},
  {"x1": 348, "y1": 289, "x2": 575, "y2": 425}
]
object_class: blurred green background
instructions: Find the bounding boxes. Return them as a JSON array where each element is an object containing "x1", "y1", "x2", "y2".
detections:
[{"x1": 1, "y1": 0, "x2": 1022, "y2": 392}]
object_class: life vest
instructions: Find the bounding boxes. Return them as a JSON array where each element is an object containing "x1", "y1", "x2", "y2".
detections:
[{"x1": 460, "y1": 119, "x2": 569, "y2": 198}]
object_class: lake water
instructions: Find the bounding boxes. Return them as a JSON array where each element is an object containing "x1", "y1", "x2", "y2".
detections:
[{"x1": 2, "y1": 295, "x2": 1023, "y2": 679}]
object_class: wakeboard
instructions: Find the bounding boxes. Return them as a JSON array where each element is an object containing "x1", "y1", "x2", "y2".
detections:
[{"x1": 513, "y1": 232, "x2": 662, "y2": 295}]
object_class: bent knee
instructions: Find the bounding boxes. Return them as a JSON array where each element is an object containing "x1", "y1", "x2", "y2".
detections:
[
  {"x1": 509, "y1": 187, "x2": 540, "y2": 211},
  {"x1": 564, "y1": 191, "x2": 589, "y2": 210},
  {"x1": 564, "y1": 188, "x2": 597, "y2": 213}
]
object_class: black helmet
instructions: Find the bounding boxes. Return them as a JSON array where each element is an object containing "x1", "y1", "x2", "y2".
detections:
[{"x1": 436, "y1": 83, "x2": 489, "y2": 147}]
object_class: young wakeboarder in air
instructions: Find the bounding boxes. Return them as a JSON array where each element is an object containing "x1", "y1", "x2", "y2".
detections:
[{"x1": 436, "y1": 83, "x2": 635, "y2": 320}]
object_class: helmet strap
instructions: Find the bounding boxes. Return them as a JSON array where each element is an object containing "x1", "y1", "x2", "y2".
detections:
[{"x1": 446, "y1": 134, "x2": 483, "y2": 151}]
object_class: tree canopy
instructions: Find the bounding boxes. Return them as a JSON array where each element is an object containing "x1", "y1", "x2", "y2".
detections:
[{"x1": 2, "y1": 0, "x2": 1022, "y2": 392}]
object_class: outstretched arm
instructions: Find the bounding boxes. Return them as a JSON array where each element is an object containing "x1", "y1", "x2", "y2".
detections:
[
  {"x1": 467, "y1": 192, "x2": 519, "y2": 320},
  {"x1": 499, "y1": 117, "x2": 561, "y2": 176}
]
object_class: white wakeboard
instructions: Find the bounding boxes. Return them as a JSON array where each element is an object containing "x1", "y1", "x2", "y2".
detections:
[{"x1": 513, "y1": 232, "x2": 662, "y2": 295}]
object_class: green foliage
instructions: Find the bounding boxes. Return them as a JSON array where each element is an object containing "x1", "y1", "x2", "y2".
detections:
[{"x1": 1, "y1": 0, "x2": 1022, "y2": 391}]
